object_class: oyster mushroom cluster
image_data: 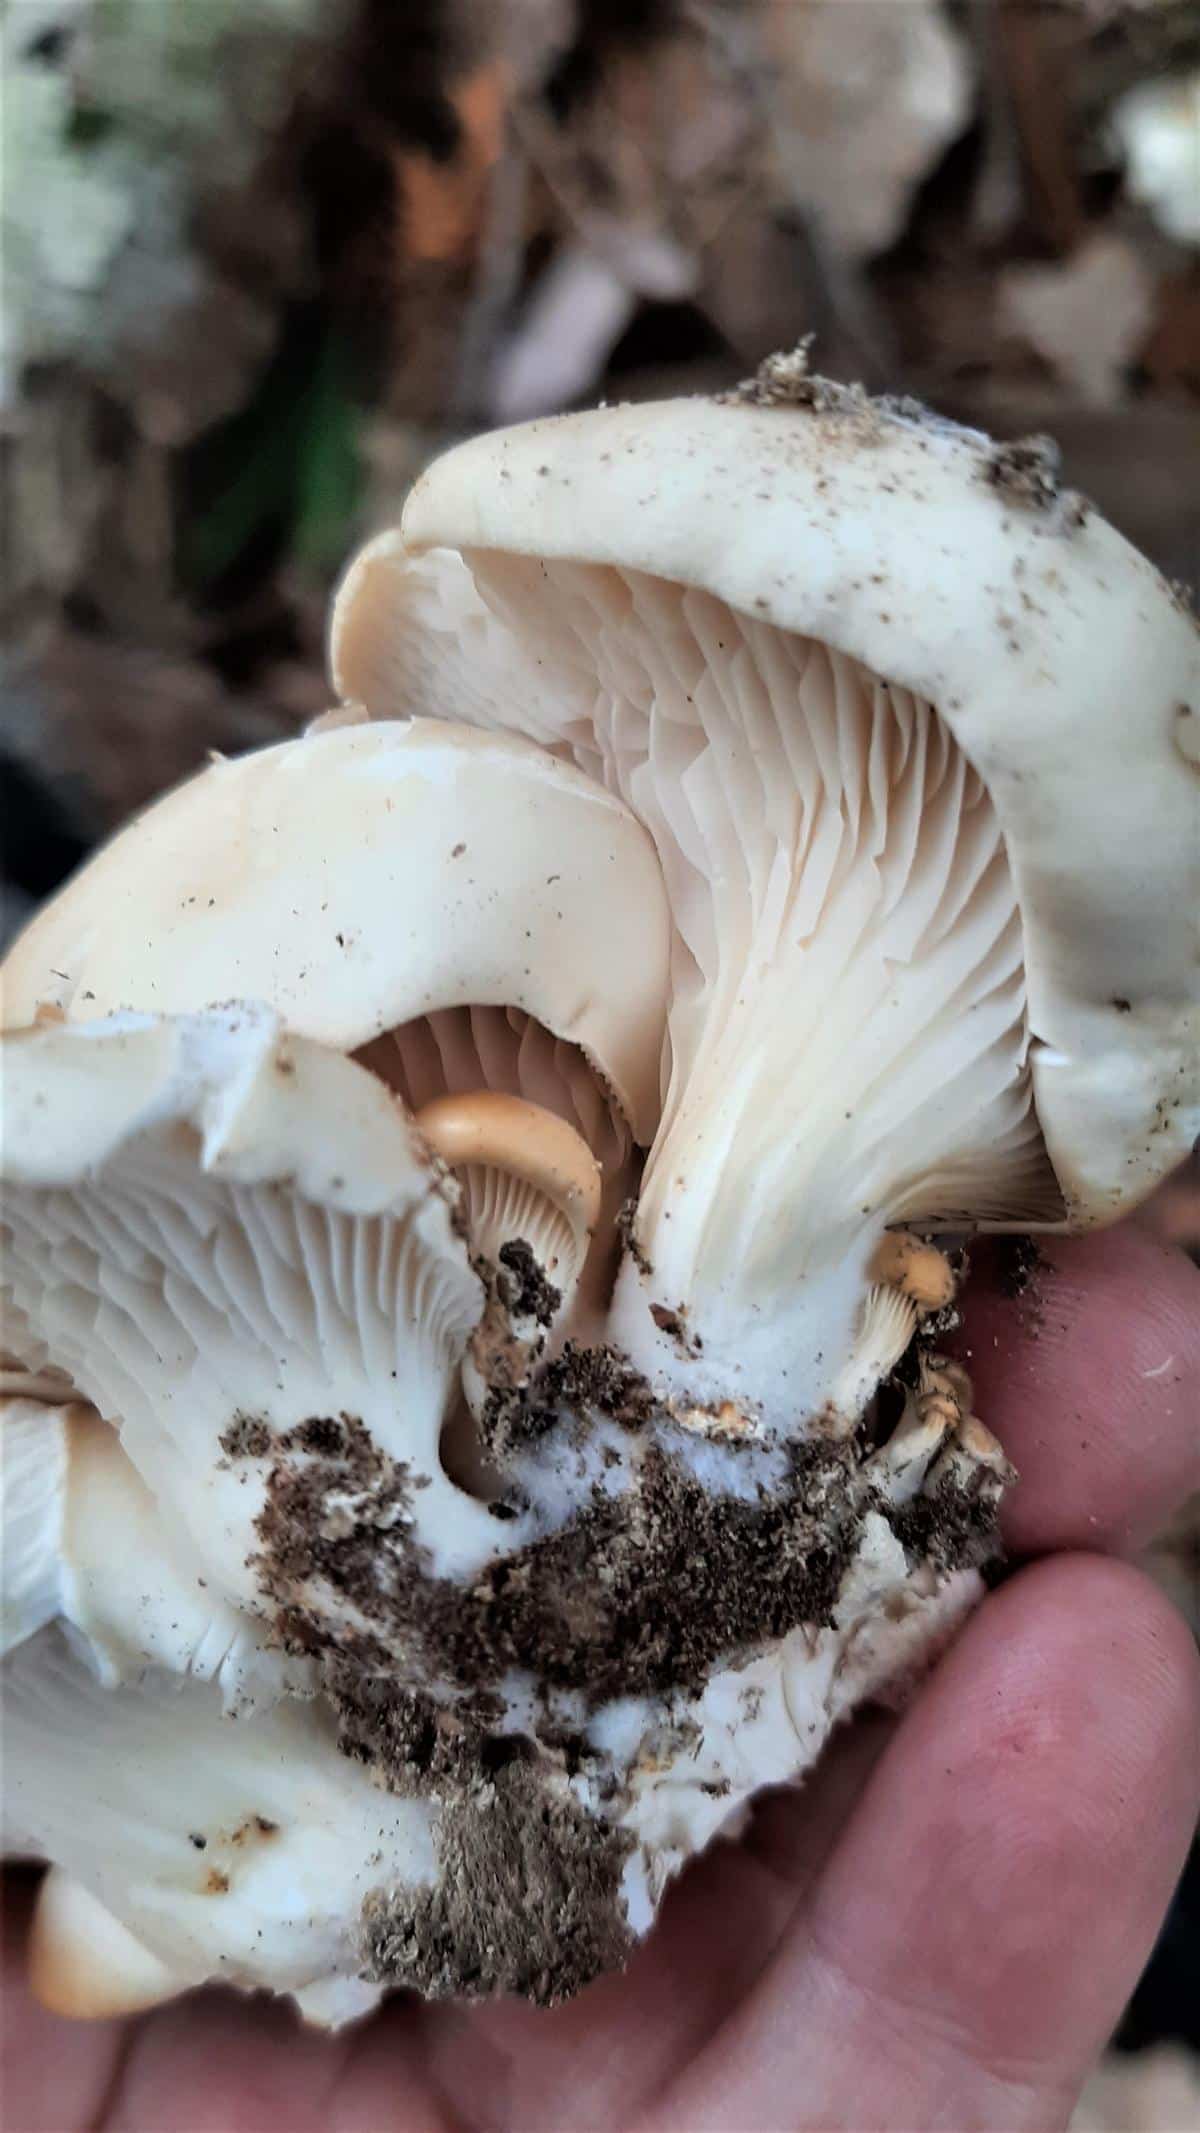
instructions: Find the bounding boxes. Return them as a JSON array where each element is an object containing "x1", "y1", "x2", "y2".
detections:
[{"x1": 3, "y1": 366, "x2": 1197, "y2": 2023}]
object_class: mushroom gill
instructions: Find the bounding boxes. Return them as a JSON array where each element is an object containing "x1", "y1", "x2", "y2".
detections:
[{"x1": 336, "y1": 549, "x2": 1064, "y2": 1424}]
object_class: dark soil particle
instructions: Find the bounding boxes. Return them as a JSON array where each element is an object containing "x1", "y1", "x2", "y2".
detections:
[
  {"x1": 494, "y1": 1239, "x2": 560, "y2": 1327},
  {"x1": 889, "y1": 1479, "x2": 1001, "y2": 1576},
  {"x1": 649, "y1": 1302, "x2": 702, "y2": 1354},
  {"x1": 360, "y1": 1764, "x2": 634, "y2": 2006},
  {"x1": 995, "y1": 1234, "x2": 1049, "y2": 1300},
  {"x1": 219, "y1": 1414, "x2": 272, "y2": 1459},
  {"x1": 982, "y1": 435, "x2": 1090, "y2": 527},
  {"x1": 983, "y1": 433, "x2": 1063, "y2": 509},
  {"x1": 615, "y1": 1197, "x2": 652, "y2": 1277},
  {"x1": 284, "y1": 1415, "x2": 356, "y2": 1456},
  {"x1": 479, "y1": 1337, "x2": 660, "y2": 1463}
]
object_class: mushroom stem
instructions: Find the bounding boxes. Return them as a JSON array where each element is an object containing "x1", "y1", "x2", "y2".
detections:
[
  {"x1": 414, "y1": 1092, "x2": 602, "y2": 1262},
  {"x1": 868, "y1": 1232, "x2": 956, "y2": 1311},
  {"x1": 829, "y1": 1283, "x2": 918, "y2": 1428}
]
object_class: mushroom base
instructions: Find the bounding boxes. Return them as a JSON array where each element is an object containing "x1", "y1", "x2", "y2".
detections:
[{"x1": 218, "y1": 1346, "x2": 1010, "y2": 2009}]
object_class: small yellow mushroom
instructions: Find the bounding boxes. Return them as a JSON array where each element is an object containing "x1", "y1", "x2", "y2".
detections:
[
  {"x1": 414, "y1": 1091, "x2": 602, "y2": 1281},
  {"x1": 868, "y1": 1232, "x2": 956, "y2": 1312}
]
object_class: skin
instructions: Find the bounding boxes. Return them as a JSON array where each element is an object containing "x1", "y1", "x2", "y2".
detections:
[{"x1": 4, "y1": 1225, "x2": 1198, "y2": 2133}]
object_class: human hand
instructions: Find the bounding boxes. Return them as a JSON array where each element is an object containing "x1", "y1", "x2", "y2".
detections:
[{"x1": 6, "y1": 1226, "x2": 1198, "y2": 2133}]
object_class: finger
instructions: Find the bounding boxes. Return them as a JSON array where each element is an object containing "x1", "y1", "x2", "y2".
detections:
[
  {"x1": 412, "y1": 1717, "x2": 897, "y2": 2133},
  {"x1": 648, "y1": 1556, "x2": 1200, "y2": 2133},
  {"x1": 100, "y1": 1987, "x2": 351, "y2": 2133},
  {"x1": 953, "y1": 1227, "x2": 1200, "y2": 1556},
  {"x1": 413, "y1": 1804, "x2": 790, "y2": 2133},
  {"x1": 737, "y1": 1710, "x2": 897, "y2": 1899},
  {"x1": 1, "y1": 1867, "x2": 134, "y2": 2133},
  {"x1": 2, "y1": 1721, "x2": 892, "y2": 2133}
]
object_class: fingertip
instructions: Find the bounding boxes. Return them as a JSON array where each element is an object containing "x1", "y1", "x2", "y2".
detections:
[
  {"x1": 674, "y1": 1556, "x2": 1200, "y2": 2133},
  {"x1": 952, "y1": 1228, "x2": 1200, "y2": 1557},
  {"x1": 812, "y1": 1554, "x2": 1200, "y2": 2078},
  {"x1": 950, "y1": 1554, "x2": 1200, "y2": 1831}
]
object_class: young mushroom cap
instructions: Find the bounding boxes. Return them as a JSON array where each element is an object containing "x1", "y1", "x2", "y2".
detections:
[{"x1": 331, "y1": 384, "x2": 1198, "y2": 1420}]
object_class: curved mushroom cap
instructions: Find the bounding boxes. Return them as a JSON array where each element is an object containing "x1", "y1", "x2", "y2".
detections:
[
  {"x1": 331, "y1": 384, "x2": 1198, "y2": 1418},
  {"x1": 0, "y1": 1006, "x2": 510, "y2": 1604},
  {"x1": 0, "y1": 717, "x2": 671, "y2": 1144},
  {"x1": 334, "y1": 390, "x2": 1198, "y2": 1226}
]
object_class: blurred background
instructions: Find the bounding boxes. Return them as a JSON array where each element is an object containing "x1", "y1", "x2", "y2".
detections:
[{"x1": 1, "y1": 0, "x2": 1197, "y2": 2115}]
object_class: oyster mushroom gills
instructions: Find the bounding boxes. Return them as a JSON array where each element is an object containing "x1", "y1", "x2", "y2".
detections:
[{"x1": 3, "y1": 371, "x2": 1196, "y2": 2021}]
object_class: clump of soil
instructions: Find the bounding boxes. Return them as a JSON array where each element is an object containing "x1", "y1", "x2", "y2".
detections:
[
  {"x1": 538, "y1": 1341, "x2": 659, "y2": 1432},
  {"x1": 230, "y1": 1371, "x2": 1001, "y2": 1713},
  {"x1": 615, "y1": 1198, "x2": 652, "y2": 1277},
  {"x1": 333, "y1": 1680, "x2": 633, "y2": 2004},
  {"x1": 726, "y1": 342, "x2": 849, "y2": 413},
  {"x1": 466, "y1": 1237, "x2": 568, "y2": 1466},
  {"x1": 249, "y1": 1413, "x2": 419, "y2": 1655},
  {"x1": 226, "y1": 1354, "x2": 1002, "y2": 2006},
  {"x1": 450, "y1": 1439, "x2": 862, "y2": 1703},
  {"x1": 360, "y1": 1761, "x2": 634, "y2": 2005},
  {"x1": 328, "y1": 1674, "x2": 507, "y2": 1792},
  {"x1": 981, "y1": 435, "x2": 1090, "y2": 527},
  {"x1": 649, "y1": 1302, "x2": 702, "y2": 1355},
  {"x1": 723, "y1": 347, "x2": 976, "y2": 445},
  {"x1": 480, "y1": 1336, "x2": 658, "y2": 1464},
  {"x1": 219, "y1": 1414, "x2": 272, "y2": 1459},
  {"x1": 890, "y1": 1476, "x2": 1001, "y2": 1575},
  {"x1": 494, "y1": 1239, "x2": 560, "y2": 1327},
  {"x1": 983, "y1": 432, "x2": 1063, "y2": 509}
]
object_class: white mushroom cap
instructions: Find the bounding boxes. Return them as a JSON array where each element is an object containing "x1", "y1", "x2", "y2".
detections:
[
  {"x1": 330, "y1": 386, "x2": 1198, "y2": 1419},
  {"x1": 6, "y1": 1627, "x2": 434, "y2": 2017},
  {"x1": 0, "y1": 716, "x2": 671, "y2": 1145}
]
